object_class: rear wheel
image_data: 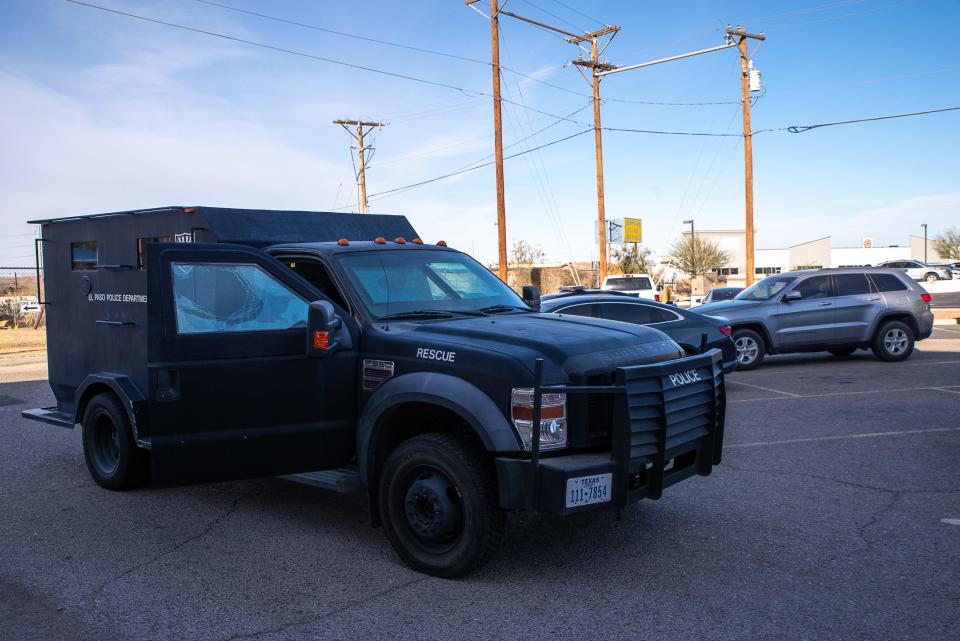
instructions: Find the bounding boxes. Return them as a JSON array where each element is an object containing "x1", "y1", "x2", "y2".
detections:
[
  {"x1": 733, "y1": 328, "x2": 765, "y2": 371},
  {"x1": 829, "y1": 347, "x2": 857, "y2": 357},
  {"x1": 871, "y1": 320, "x2": 915, "y2": 362},
  {"x1": 378, "y1": 433, "x2": 504, "y2": 578},
  {"x1": 923, "y1": 272, "x2": 939, "y2": 282},
  {"x1": 82, "y1": 393, "x2": 150, "y2": 490}
]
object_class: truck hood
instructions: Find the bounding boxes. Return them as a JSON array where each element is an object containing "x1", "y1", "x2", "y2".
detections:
[{"x1": 406, "y1": 312, "x2": 682, "y2": 377}]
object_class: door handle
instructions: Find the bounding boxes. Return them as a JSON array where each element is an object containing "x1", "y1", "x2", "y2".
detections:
[
  {"x1": 867, "y1": 297, "x2": 881, "y2": 301},
  {"x1": 818, "y1": 301, "x2": 833, "y2": 306}
]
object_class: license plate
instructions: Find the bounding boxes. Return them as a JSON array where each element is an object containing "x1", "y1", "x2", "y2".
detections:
[{"x1": 565, "y1": 473, "x2": 612, "y2": 508}]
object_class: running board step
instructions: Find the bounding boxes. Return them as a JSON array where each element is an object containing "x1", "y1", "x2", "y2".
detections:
[
  {"x1": 280, "y1": 466, "x2": 363, "y2": 493},
  {"x1": 22, "y1": 407, "x2": 76, "y2": 428}
]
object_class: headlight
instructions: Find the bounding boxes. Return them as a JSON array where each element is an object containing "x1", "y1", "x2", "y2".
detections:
[{"x1": 511, "y1": 388, "x2": 567, "y2": 451}]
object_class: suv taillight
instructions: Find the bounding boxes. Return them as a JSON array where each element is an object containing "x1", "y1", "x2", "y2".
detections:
[{"x1": 921, "y1": 293, "x2": 932, "y2": 303}]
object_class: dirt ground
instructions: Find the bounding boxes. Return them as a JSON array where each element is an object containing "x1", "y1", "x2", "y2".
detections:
[{"x1": 0, "y1": 328, "x2": 47, "y2": 355}]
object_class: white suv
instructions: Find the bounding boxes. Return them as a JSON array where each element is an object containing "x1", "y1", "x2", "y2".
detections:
[
  {"x1": 877, "y1": 260, "x2": 952, "y2": 282},
  {"x1": 601, "y1": 273, "x2": 659, "y2": 301}
]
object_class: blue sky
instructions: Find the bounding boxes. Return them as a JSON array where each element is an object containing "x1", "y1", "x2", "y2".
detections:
[{"x1": 1, "y1": 0, "x2": 958, "y2": 266}]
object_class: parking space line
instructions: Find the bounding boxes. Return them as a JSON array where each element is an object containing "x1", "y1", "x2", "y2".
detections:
[
  {"x1": 726, "y1": 380, "x2": 800, "y2": 397},
  {"x1": 728, "y1": 385, "x2": 960, "y2": 403},
  {"x1": 933, "y1": 326, "x2": 960, "y2": 334},
  {"x1": 933, "y1": 387, "x2": 960, "y2": 395},
  {"x1": 903, "y1": 359, "x2": 960, "y2": 366},
  {"x1": 727, "y1": 427, "x2": 960, "y2": 449}
]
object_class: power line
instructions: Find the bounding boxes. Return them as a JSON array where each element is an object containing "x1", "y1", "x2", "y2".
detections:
[
  {"x1": 765, "y1": 105, "x2": 960, "y2": 134},
  {"x1": 364, "y1": 129, "x2": 592, "y2": 201},
  {"x1": 191, "y1": 0, "x2": 738, "y2": 107},
  {"x1": 547, "y1": 0, "x2": 606, "y2": 28}
]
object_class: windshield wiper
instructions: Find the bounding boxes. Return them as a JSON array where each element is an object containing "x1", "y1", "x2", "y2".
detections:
[
  {"x1": 378, "y1": 310, "x2": 456, "y2": 321},
  {"x1": 474, "y1": 304, "x2": 533, "y2": 315}
]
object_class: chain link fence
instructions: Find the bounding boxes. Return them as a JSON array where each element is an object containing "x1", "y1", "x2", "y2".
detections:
[{"x1": 0, "y1": 267, "x2": 44, "y2": 328}]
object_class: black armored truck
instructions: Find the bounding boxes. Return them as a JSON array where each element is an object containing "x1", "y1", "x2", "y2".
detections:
[{"x1": 24, "y1": 206, "x2": 726, "y2": 577}]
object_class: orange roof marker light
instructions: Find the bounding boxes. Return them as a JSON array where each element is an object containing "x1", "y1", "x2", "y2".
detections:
[
  {"x1": 436, "y1": 240, "x2": 448, "y2": 247},
  {"x1": 337, "y1": 238, "x2": 349, "y2": 246},
  {"x1": 374, "y1": 237, "x2": 387, "y2": 244},
  {"x1": 394, "y1": 237, "x2": 406, "y2": 244},
  {"x1": 412, "y1": 237, "x2": 424, "y2": 245},
  {"x1": 183, "y1": 207, "x2": 196, "y2": 214}
]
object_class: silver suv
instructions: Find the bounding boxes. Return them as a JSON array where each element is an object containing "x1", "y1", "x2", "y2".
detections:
[
  {"x1": 877, "y1": 260, "x2": 953, "y2": 282},
  {"x1": 697, "y1": 268, "x2": 934, "y2": 370}
]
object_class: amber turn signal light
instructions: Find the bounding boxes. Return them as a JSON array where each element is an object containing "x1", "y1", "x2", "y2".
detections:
[{"x1": 312, "y1": 330, "x2": 330, "y2": 350}]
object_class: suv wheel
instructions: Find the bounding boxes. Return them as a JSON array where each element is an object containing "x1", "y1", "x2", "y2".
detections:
[
  {"x1": 923, "y1": 272, "x2": 939, "y2": 282},
  {"x1": 82, "y1": 393, "x2": 150, "y2": 490},
  {"x1": 871, "y1": 320, "x2": 915, "y2": 362},
  {"x1": 733, "y1": 328, "x2": 765, "y2": 371},
  {"x1": 378, "y1": 433, "x2": 504, "y2": 578}
]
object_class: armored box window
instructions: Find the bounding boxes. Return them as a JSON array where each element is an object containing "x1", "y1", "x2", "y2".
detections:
[
  {"x1": 137, "y1": 236, "x2": 171, "y2": 270},
  {"x1": 171, "y1": 262, "x2": 308, "y2": 334},
  {"x1": 71, "y1": 241, "x2": 98, "y2": 270}
]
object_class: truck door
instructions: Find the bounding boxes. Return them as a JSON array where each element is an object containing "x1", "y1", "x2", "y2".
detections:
[
  {"x1": 145, "y1": 243, "x2": 358, "y2": 485},
  {"x1": 775, "y1": 274, "x2": 838, "y2": 349}
]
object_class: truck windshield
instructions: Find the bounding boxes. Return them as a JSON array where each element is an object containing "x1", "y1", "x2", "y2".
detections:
[
  {"x1": 605, "y1": 277, "x2": 652, "y2": 290},
  {"x1": 337, "y1": 250, "x2": 528, "y2": 319},
  {"x1": 734, "y1": 275, "x2": 797, "y2": 301}
]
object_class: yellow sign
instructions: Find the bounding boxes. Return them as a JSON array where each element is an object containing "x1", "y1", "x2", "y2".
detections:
[{"x1": 623, "y1": 218, "x2": 643, "y2": 243}]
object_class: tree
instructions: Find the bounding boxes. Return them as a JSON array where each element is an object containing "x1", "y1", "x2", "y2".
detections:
[
  {"x1": 933, "y1": 227, "x2": 960, "y2": 261},
  {"x1": 509, "y1": 239, "x2": 545, "y2": 268},
  {"x1": 666, "y1": 235, "x2": 732, "y2": 276},
  {"x1": 610, "y1": 244, "x2": 653, "y2": 275}
]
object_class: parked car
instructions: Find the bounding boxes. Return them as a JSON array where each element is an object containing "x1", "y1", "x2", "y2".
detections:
[
  {"x1": 876, "y1": 260, "x2": 952, "y2": 282},
  {"x1": 600, "y1": 273, "x2": 658, "y2": 300},
  {"x1": 540, "y1": 289, "x2": 737, "y2": 372},
  {"x1": 699, "y1": 287, "x2": 743, "y2": 306},
  {"x1": 697, "y1": 268, "x2": 934, "y2": 370}
]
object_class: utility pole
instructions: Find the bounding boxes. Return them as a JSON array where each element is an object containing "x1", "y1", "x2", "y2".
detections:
[
  {"x1": 572, "y1": 29, "x2": 619, "y2": 283},
  {"x1": 466, "y1": 1, "x2": 618, "y2": 283},
  {"x1": 334, "y1": 119, "x2": 385, "y2": 213},
  {"x1": 726, "y1": 26, "x2": 765, "y2": 285},
  {"x1": 921, "y1": 223, "x2": 928, "y2": 262}
]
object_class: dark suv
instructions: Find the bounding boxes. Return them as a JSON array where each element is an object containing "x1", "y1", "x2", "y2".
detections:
[{"x1": 697, "y1": 268, "x2": 934, "y2": 370}]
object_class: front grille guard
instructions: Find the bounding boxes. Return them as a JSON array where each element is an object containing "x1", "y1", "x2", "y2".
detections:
[{"x1": 531, "y1": 349, "x2": 726, "y2": 509}]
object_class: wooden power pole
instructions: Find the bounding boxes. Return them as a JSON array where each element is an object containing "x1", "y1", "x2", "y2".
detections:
[
  {"x1": 467, "y1": 1, "x2": 618, "y2": 283},
  {"x1": 334, "y1": 119, "x2": 385, "y2": 213},
  {"x1": 727, "y1": 26, "x2": 765, "y2": 286}
]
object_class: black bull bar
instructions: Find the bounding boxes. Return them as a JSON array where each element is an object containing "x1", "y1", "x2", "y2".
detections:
[{"x1": 497, "y1": 349, "x2": 726, "y2": 513}]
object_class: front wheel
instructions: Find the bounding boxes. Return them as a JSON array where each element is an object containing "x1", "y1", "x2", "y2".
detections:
[
  {"x1": 923, "y1": 272, "x2": 939, "y2": 282},
  {"x1": 378, "y1": 433, "x2": 504, "y2": 578},
  {"x1": 871, "y1": 320, "x2": 915, "y2": 362},
  {"x1": 733, "y1": 328, "x2": 765, "y2": 371}
]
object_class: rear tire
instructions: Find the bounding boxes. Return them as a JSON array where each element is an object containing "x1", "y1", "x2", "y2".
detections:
[
  {"x1": 829, "y1": 347, "x2": 857, "y2": 357},
  {"x1": 378, "y1": 433, "x2": 504, "y2": 578},
  {"x1": 82, "y1": 393, "x2": 150, "y2": 490},
  {"x1": 923, "y1": 272, "x2": 939, "y2": 282},
  {"x1": 733, "y1": 328, "x2": 765, "y2": 371},
  {"x1": 871, "y1": 320, "x2": 915, "y2": 362}
]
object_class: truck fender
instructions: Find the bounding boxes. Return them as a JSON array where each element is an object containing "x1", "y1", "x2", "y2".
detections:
[
  {"x1": 74, "y1": 373, "x2": 150, "y2": 449},
  {"x1": 357, "y1": 372, "x2": 520, "y2": 486}
]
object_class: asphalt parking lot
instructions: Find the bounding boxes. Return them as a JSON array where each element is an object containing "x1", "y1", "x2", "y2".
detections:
[{"x1": 1, "y1": 332, "x2": 959, "y2": 641}]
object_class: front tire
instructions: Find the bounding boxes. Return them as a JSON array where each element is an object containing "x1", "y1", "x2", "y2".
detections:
[
  {"x1": 871, "y1": 320, "x2": 915, "y2": 362},
  {"x1": 82, "y1": 393, "x2": 150, "y2": 490},
  {"x1": 378, "y1": 433, "x2": 504, "y2": 578},
  {"x1": 733, "y1": 328, "x2": 765, "y2": 371}
]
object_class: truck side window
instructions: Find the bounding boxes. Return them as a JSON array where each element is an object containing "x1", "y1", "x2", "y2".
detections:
[
  {"x1": 281, "y1": 260, "x2": 349, "y2": 311},
  {"x1": 71, "y1": 241, "x2": 98, "y2": 270},
  {"x1": 171, "y1": 262, "x2": 308, "y2": 334}
]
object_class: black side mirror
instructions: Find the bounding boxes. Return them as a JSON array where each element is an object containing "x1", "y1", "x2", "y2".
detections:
[
  {"x1": 307, "y1": 300, "x2": 352, "y2": 357},
  {"x1": 521, "y1": 285, "x2": 541, "y2": 311},
  {"x1": 783, "y1": 290, "x2": 802, "y2": 303}
]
